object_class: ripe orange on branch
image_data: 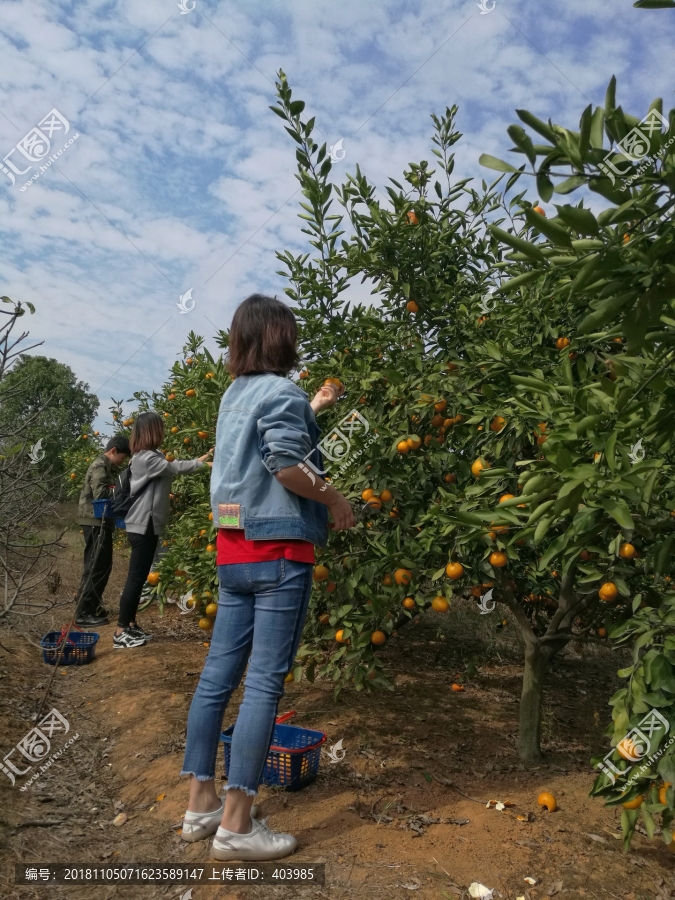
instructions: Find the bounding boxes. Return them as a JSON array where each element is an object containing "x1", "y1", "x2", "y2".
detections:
[
  {"x1": 599, "y1": 582, "x2": 618, "y2": 602},
  {"x1": 394, "y1": 568, "x2": 412, "y2": 586},
  {"x1": 555, "y1": 337, "x2": 570, "y2": 350},
  {"x1": 406, "y1": 300, "x2": 419, "y2": 313},
  {"x1": 335, "y1": 629, "x2": 349, "y2": 644},
  {"x1": 619, "y1": 543, "x2": 636, "y2": 559},
  {"x1": 406, "y1": 435, "x2": 421, "y2": 450},
  {"x1": 402, "y1": 597, "x2": 415, "y2": 610},
  {"x1": 371, "y1": 631, "x2": 386, "y2": 645},
  {"x1": 490, "y1": 416, "x2": 506, "y2": 432},
  {"x1": 431, "y1": 596, "x2": 449, "y2": 612},
  {"x1": 147, "y1": 572, "x2": 160, "y2": 586},
  {"x1": 397, "y1": 440, "x2": 410, "y2": 454},
  {"x1": 445, "y1": 562, "x2": 464, "y2": 580},
  {"x1": 379, "y1": 489, "x2": 393, "y2": 502},
  {"x1": 489, "y1": 551, "x2": 508, "y2": 568},
  {"x1": 313, "y1": 565, "x2": 329, "y2": 582},
  {"x1": 621, "y1": 794, "x2": 644, "y2": 810},
  {"x1": 185, "y1": 389, "x2": 196, "y2": 397}
]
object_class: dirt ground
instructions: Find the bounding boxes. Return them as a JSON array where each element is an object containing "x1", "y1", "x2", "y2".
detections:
[{"x1": 2, "y1": 509, "x2": 675, "y2": 900}]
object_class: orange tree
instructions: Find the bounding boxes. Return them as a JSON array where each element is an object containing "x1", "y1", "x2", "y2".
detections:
[
  {"x1": 476, "y1": 75, "x2": 675, "y2": 844},
  {"x1": 63, "y1": 429, "x2": 105, "y2": 497},
  {"x1": 268, "y1": 70, "x2": 675, "y2": 782}
]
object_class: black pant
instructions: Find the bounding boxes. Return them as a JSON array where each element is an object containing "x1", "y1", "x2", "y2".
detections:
[
  {"x1": 78, "y1": 525, "x2": 114, "y2": 616},
  {"x1": 118, "y1": 522, "x2": 158, "y2": 628}
]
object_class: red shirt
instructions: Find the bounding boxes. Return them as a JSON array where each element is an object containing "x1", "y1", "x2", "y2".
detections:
[{"x1": 216, "y1": 528, "x2": 315, "y2": 565}]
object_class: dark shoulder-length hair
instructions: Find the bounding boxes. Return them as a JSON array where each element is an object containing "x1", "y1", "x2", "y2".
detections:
[
  {"x1": 129, "y1": 411, "x2": 165, "y2": 454},
  {"x1": 228, "y1": 294, "x2": 299, "y2": 378}
]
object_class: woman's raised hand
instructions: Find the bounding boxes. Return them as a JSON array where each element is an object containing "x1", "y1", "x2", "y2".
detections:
[{"x1": 310, "y1": 379, "x2": 344, "y2": 414}]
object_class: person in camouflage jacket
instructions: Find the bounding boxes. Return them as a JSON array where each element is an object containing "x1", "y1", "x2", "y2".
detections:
[{"x1": 75, "y1": 435, "x2": 130, "y2": 626}]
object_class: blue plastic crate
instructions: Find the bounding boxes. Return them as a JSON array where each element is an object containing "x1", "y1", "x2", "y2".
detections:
[
  {"x1": 220, "y1": 712, "x2": 326, "y2": 792},
  {"x1": 92, "y1": 499, "x2": 111, "y2": 518},
  {"x1": 41, "y1": 630, "x2": 99, "y2": 666},
  {"x1": 115, "y1": 518, "x2": 126, "y2": 530}
]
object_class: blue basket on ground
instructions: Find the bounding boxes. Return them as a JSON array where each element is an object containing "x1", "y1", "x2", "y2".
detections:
[
  {"x1": 92, "y1": 499, "x2": 125, "y2": 529},
  {"x1": 221, "y1": 711, "x2": 326, "y2": 792},
  {"x1": 40, "y1": 629, "x2": 99, "y2": 666}
]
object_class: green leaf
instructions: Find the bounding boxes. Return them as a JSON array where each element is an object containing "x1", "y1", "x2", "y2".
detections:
[
  {"x1": 554, "y1": 204, "x2": 599, "y2": 236},
  {"x1": 479, "y1": 154, "x2": 520, "y2": 173},
  {"x1": 507, "y1": 125, "x2": 537, "y2": 166},
  {"x1": 516, "y1": 109, "x2": 556, "y2": 142},
  {"x1": 524, "y1": 209, "x2": 572, "y2": 247},
  {"x1": 289, "y1": 100, "x2": 306, "y2": 116},
  {"x1": 536, "y1": 169, "x2": 554, "y2": 203},
  {"x1": 602, "y1": 498, "x2": 634, "y2": 532},
  {"x1": 497, "y1": 270, "x2": 542, "y2": 294},
  {"x1": 553, "y1": 175, "x2": 586, "y2": 194},
  {"x1": 605, "y1": 431, "x2": 618, "y2": 472},
  {"x1": 488, "y1": 225, "x2": 545, "y2": 261},
  {"x1": 634, "y1": 0, "x2": 675, "y2": 7}
]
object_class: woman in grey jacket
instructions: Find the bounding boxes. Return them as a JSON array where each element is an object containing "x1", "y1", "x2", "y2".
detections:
[{"x1": 114, "y1": 412, "x2": 211, "y2": 649}]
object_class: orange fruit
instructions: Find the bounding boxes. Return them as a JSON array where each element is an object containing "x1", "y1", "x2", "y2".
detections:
[
  {"x1": 406, "y1": 300, "x2": 419, "y2": 313},
  {"x1": 555, "y1": 337, "x2": 570, "y2": 350},
  {"x1": 487, "y1": 531, "x2": 497, "y2": 541},
  {"x1": 537, "y1": 434, "x2": 548, "y2": 445},
  {"x1": 371, "y1": 631, "x2": 386, "y2": 645},
  {"x1": 198, "y1": 617, "x2": 213, "y2": 631},
  {"x1": 406, "y1": 211, "x2": 419, "y2": 225},
  {"x1": 451, "y1": 683, "x2": 464, "y2": 692},
  {"x1": 623, "y1": 233, "x2": 630, "y2": 244},
  {"x1": 406, "y1": 435, "x2": 421, "y2": 450},
  {"x1": 394, "y1": 568, "x2": 412, "y2": 586},
  {"x1": 499, "y1": 493, "x2": 515, "y2": 504},
  {"x1": 70, "y1": 472, "x2": 77, "y2": 480},
  {"x1": 198, "y1": 431, "x2": 209, "y2": 439},
  {"x1": 390, "y1": 508, "x2": 400, "y2": 518},
  {"x1": 431, "y1": 596, "x2": 449, "y2": 613},
  {"x1": 599, "y1": 582, "x2": 618, "y2": 602},
  {"x1": 326, "y1": 581, "x2": 337, "y2": 593},
  {"x1": 319, "y1": 613, "x2": 331, "y2": 625},
  {"x1": 284, "y1": 672, "x2": 294, "y2": 683},
  {"x1": 617, "y1": 737, "x2": 638, "y2": 761},
  {"x1": 199, "y1": 529, "x2": 207, "y2": 536},
  {"x1": 444, "y1": 473, "x2": 456, "y2": 483},
  {"x1": 659, "y1": 783, "x2": 672, "y2": 805},
  {"x1": 490, "y1": 416, "x2": 506, "y2": 432},
  {"x1": 379, "y1": 489, "x2": 393, "y2": 502},
  {"x1": 621, "y1": 794, "x2": 644, "y2": 810},
  {"x1": 489, "y1": 551, "x2": 508, "y2": 568},
  {"x1": 168, "y1": 393, "x2": 176, "y2": 400},
  {"x1": 366, "y1": 497, "x2": 382, "y2": 510},
  {"x1": 471, "y1": 458, "x2": 488, "y2": 477},
  {"x1": 324, "y1": 377, "x2": 345, "y2": 395},
  {"x1": 146, "y1": 572, "x2": 160, "y2": 586},
  {"x1": 313, "y1": 565, "x2": 329, "y2": 582},
  {"x1": 533, "y1": 206, "x2": 546, "y2": 216},
  {"x1": 299, "y1": 369, "x2": 309, "y2": 379},
  {"x1": 205, "y1": 602, "x2": 218, "y2": 617},
  {"x1": 208, "y1": 512, "x2": 213, "y2": 521},
  {"x1": 382, "y1": 574, "x2": 393, "y2": 586},
  {"x1": 431, "y1": 414, "x2": 444, "y2": 427},
  {"x1": 335, "y1": 629, "x2": 349, "y2": 644},
  {"x1": 402, "y1": 597, "x2": 416, "y2": 610},
  {"x1": 205, "y1": 544, "x2": 216, "y2": 553},
  {"x1": 397, "y1": 440, "x2": 410, "y2": 454},
  {"x1": 434, "y1": 399, "x2": 447, "y2": 412},
  {"x1": 446, "y1": 362, "x2": 458, "y2": 372},
  {"x1": 619, "y1": 542, "x2": 636, "y2": 559},
  {"x1": 424, "y1": 435, "x2": 433, "y2": 446},
  {"x1": 537, "y1": 791, "x2": 557, "y2": 811},
  {"x1": 445, "y1": 562, "x2": 464, "y2": 581},
  {"x1": 361, "y1": 488, "x2": 375, "y2": 501},
  {"x1": 185, "y1": 389, "x2": 196, "y2": 397},
  {"x1": 171, "y1": 426, "x2": 179, "y2": 434},
  {"x1": 183, "y1": 437, "x2": 191, "y2": 444},
  {"x1": 580, "y1": 549, "x2": 591, "y2": 561},
  {"x1": 597, "y1": 627, "x2": 607, "y2": 638}
]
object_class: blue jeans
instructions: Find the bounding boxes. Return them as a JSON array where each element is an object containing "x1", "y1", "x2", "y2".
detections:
[{"x1": 181, "y1": 559, "x2": 313, "y2": 794}]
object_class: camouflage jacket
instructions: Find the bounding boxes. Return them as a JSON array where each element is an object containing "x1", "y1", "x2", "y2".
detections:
[{"x1": 78, "y1": 454, "x2": 115, "y2": 527}]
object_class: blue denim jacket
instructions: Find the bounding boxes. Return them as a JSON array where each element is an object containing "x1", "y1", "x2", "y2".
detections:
[{"x1": 210, "y1": 373, "x2": 328, "y2": 546}]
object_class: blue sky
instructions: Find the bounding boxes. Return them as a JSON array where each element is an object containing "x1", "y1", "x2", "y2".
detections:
[{"x1": 0, "y1": 0, "x2": 673, "y2": 430}]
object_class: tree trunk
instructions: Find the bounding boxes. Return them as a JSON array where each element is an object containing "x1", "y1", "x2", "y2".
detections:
[{"x1": 519, "y1": 639, "x2": 552, "y2": 763}]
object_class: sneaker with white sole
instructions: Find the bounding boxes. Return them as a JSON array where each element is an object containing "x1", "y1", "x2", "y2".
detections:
[
  {"x1": 181, "y1": 803, "x2": 223, "y2": 842},
  {"x1": 113, "y1": 628, "x2": 146, "y2": 649},
  {"x1": 128, "y1": 623, "x2": 153, "y2": 641},
  {"x1": 211, "y1": 817, "x2": 297, "y2": 861},
  {"x1": 181, "y1": 804, "x2": 258, "y2": 842}
]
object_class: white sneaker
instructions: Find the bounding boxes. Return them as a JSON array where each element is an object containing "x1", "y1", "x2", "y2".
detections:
[
  {"x1": 180, "y1": 803, "x2": 224, "y2": 842},
  {"x1": 211, "y1": 818, "x2": 297, "y2": 861},
  {"x1": 181, "y1": 804, "x2": 258, "y2": 842}
]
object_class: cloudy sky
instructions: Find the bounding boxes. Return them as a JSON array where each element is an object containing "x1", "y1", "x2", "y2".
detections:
[{"x1": 0, "y1": 0, "x2": 672, "y2": 429}]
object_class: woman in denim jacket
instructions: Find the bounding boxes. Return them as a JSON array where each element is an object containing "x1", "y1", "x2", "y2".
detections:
[{"x1": 180, "y1": 294, "x2": 355, "y2": 860}]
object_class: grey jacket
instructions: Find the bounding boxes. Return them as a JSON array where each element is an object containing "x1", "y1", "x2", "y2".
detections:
[{"x1": 125, "y1": 450, "x2": 205, "y2": 535}]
